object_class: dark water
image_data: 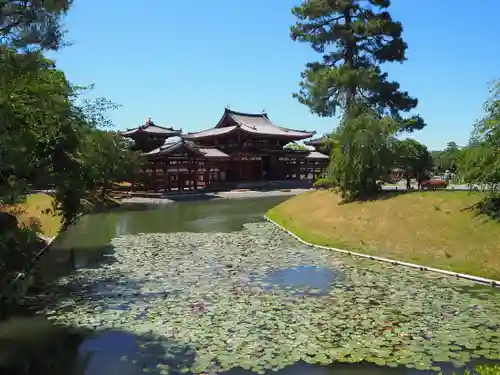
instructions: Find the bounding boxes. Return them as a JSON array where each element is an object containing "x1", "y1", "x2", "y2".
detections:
[{"x1": 0, "y1": 196, "x2": 498, "y2": 375}]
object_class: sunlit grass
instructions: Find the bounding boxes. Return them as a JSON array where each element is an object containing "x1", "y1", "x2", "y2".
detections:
[
  {"x1": 0, "y1": 193, "x2": 61, "y2": 237},
  {"x1": 267, "y1": 190, "x2": 500, "y2": 280}
]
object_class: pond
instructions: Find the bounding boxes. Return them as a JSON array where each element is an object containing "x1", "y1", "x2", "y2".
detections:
[{"x1": 2, "y1": 196, "x2": 500, "y2": 375}]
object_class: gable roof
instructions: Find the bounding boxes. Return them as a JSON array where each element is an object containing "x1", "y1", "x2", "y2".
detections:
[
  {"x1": 144, "y1": 138, "x2": 230, "y2": 159},
  {"x1": 305, "y1": 135, "x2": 329, "y2": 146},
  {"x1": 306, "y1": 151, "x2": 329, "y2": 160},
  {"x1": 119, "y1": 118, "x2": 182, "y2": 137},
  {"x1": 184, "y1": 108, "x2": 316, "y2": 140}
]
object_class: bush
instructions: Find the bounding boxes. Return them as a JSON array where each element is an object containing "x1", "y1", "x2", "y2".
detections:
[
  {"x1": 443, "y1": 365, "x2": 500, "y2": 375},
  {"x1": 313, "y1": 178, "x2": 332, "y2": 189}
]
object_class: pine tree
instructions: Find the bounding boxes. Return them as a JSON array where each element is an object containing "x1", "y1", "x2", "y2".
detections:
[
  {"x1": 291, "y1": 0, "x2": 425, "y2": 131},
  {"x1": 1, "y1": 0, "x2": 72, "y2": 50}
]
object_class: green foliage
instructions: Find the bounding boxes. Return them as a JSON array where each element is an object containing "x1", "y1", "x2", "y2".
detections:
[
  {"x1": 0, "y1": 47, "x2": 73, "y2": 201},
  {"x1": 393, "y1": 138, "x2": 432, "y2": 179},
  {"x1": 290, "y1": 0, "x2": 427, "y2": 202},
  {"x1": 313, "y1": 177, "x2": 332, "y2": 189},
  {"x1": 0, "y1": 45, "x2": 142, "y2": 229},
  {"x1": 431, "y1": 141, "x2": 462, "y2": 172},
  {"x1": 459, "y1": 80, "x2": 500, "y2": 192},
  {"x1": 0, "y1": 0, "x2": 72, "y2": 50},
  {"x1": 290, "y1": 0, "x2": 425, "y2": 132},
  {"x1": 284, "y1": 142, "x2": 309, "y2": 151},
  {"x1": 475, "y1": 365, "x2": 500, "y2": 375},
  {"x1": 457, "y1": 80, "x2": 500, "y2": 219},
  {"x1": 440, "y1": 365, "x2": 500, "y2": 375},
  {"x1": 326, "y1": 106, "x2": 396, "y2": 200},
  {"x1": 0, "y1": 218, "x2": 41, "y2": 302},
  {"x1": 82, "y1": 130, "x2": 144, "y2": 194}
]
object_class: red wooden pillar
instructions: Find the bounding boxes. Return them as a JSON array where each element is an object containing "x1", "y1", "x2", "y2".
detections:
[
  {"x1": 162, "y1": 160, "x2": 168, "y2": 193},
  {"x1": 193, "y1": 159, "x2": 198, "y2": 190},
  {"x1": 152, "y1": 161, "x2": 157, "y2": 191},
  {"x1": 177, "y1": 164, "x2": 181, "y2": 191}
]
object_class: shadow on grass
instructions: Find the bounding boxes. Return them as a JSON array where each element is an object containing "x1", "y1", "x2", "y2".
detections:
[
  {"x1": 460, "y1": 196, "x2": 500, "y2": 222},
  {"x1": 351, "y1": 188, "x2": 481, "y2": 203}
]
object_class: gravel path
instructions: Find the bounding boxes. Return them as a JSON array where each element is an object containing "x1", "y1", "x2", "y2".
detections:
[{"x1": 120, "y1": 188, "x2": 311, "y2": 205}]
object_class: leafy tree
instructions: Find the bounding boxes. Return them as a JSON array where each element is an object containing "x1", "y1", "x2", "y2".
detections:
[
  {"x1": 0, "y1": 46, "x2": 140, "y2": 229},
  {"x1": 431, "y1": 141, "x2": 461, "y2": 173},
  {"x1": 459, "y1": 80, "x2": 500, "y2": 196},
  {"x1": 49, "y1": 94, "x2": 139, "y2": 226},
  {"x1": 1, "y1": 0, "x2": 71, "y2": 50},
  {"x1": 445, "y1": 141, "x2": 458, "y2": 153},
  {"x1": 327, "y1": 107, "x2": 397, "y2": 200},
  {"x1": 290, "y1": 0, "x2": 425, "y2": 131},
  {"x1": 0, "y1": 48, "x2": 69, "y2": 200},
  {"x1": 290, "y1": 0, "x2": 426, "y2": 200},
  {"x1": 82, "y1": 130, "x2": 143, "y2": 197},
  {"x1": 393, "y1": 138, "x2": 432, "y2": 189}
]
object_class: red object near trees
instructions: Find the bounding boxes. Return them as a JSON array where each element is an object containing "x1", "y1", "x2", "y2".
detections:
[{"x1": 421, "y1": 179, "x2": 448, "y2": 189}]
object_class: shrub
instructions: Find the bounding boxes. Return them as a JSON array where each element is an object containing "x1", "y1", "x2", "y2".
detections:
[
  {"x1": 442, "y1": 365, "x2": 500, "y2": 375},
  {"x1": 313, "y1": 178, "x2": 332, "y2": 189}
]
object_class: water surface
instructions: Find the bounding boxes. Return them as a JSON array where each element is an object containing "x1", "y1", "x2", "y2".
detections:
[{"x1": 2, "y1": 195, "x2": 500, "y2": 375}]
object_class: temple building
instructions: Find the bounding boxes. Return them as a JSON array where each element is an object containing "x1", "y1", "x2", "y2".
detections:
[{"x1": 120, "y1": 108, "x2": 330, "y2": 192}]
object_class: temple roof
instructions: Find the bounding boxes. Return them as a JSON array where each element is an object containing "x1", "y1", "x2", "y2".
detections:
[
  {"x1": 119, "y1": 117, "x2": 182, "y2": 137},
  {"x1": 305, "y1": 135, "x2": 329, "y2": 146},
  {"x1": 144, "y1": 138, "x2": 230, "y2": 159},
  {"x1": 306, "y1": 151, "x2": 329, "y2": 160},
  {"x1": 184, "y1": 108, "x2": 316, "y2": 140}
]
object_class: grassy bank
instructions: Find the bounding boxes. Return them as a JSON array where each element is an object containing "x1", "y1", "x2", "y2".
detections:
[
  {"x1": 0, "y1": 193, "x2": 61, "y2": 237},
  {"x1": 267, "y1": 190, "x2": 500, "y2": 280}
]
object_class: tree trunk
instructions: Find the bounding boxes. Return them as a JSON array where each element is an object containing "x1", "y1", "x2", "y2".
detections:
[{"x1": 343, "y1": 8, "x2": 357, "y2": 114}]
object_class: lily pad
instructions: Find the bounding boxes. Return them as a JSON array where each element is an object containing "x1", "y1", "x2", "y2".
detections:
[{"x1": 30, "y1": 222, "x2": 500, "y2": 374}]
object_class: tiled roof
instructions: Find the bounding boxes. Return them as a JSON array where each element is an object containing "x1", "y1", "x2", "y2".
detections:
[
  {"x1": 120, "y1": 118, "x2": 182, "y2": 137},
  {"x1": 306, "y1": 151, "x2": 329, "y2": 160},
  {"x1": 197, "y1": 147, "x2": 230, "y2": 158},
  {"x1": 184, "y1": 108, "x2": 315, "y2": 140},
  {"x1": 144, "y1": 138, "x2": 229, "y2": 159},
  {"x1": 305, "y1": 135, "x2": 329, "y2": 146},
  {"x1": 183, "y1": 126, "x2": 239, "y2": 139}
]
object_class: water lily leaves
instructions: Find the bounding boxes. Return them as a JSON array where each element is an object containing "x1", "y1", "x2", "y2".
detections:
[
  {"x1": 386, "y1": 361, "x2": 399, "y2": 368},
  {"x1": 414, "y1": 362, "x2": 433, "y2": 371},
  {"x1": 312, "y1": 353, "x2": 331, "y2": 365},
  {"x1": 450, "y1": 360, "x2": 467, "y2": 368},
  {"x1": 464, "y1": 342, "x2": 477, "y2": 350},
  {"x1": 433, "y1": 352, "x2": 451, "y2": 362},
  {"x1": 372, "y1": 358, "x2": 386, "y2": 366},
  {"x1": 33, "y1": 222, "x2": 500, "y2": 374}
]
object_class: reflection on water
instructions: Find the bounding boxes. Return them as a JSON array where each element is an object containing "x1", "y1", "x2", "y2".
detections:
[
  {"x1": 257, "y1": 265, "x2": 341, "y2": 296},
  {"x1": 0, "y1": 315, "x2": 85, "y2": 375},
  {"x1": 33, "y1": 196, "x2": 290, "y2": 287},
  {"x1": 0, "y1": 315, "x2": 492, "y2": 375},
  {"x1": 2, "y1": 196, "x2": 500, "y2": 375}
]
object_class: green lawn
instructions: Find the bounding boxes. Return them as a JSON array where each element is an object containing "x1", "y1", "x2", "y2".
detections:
[{"x1": 267, "y1": 190, "x2": 500, "y2": 280}]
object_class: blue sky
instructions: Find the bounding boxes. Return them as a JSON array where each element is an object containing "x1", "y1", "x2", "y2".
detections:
[{"x1": 50, "y1": 0, "x2": 499, "y2": 151}]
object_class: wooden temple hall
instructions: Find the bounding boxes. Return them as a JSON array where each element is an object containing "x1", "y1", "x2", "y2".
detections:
[{"x1": 119, "y1": 107, "x2": 330, "y2": 192}]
